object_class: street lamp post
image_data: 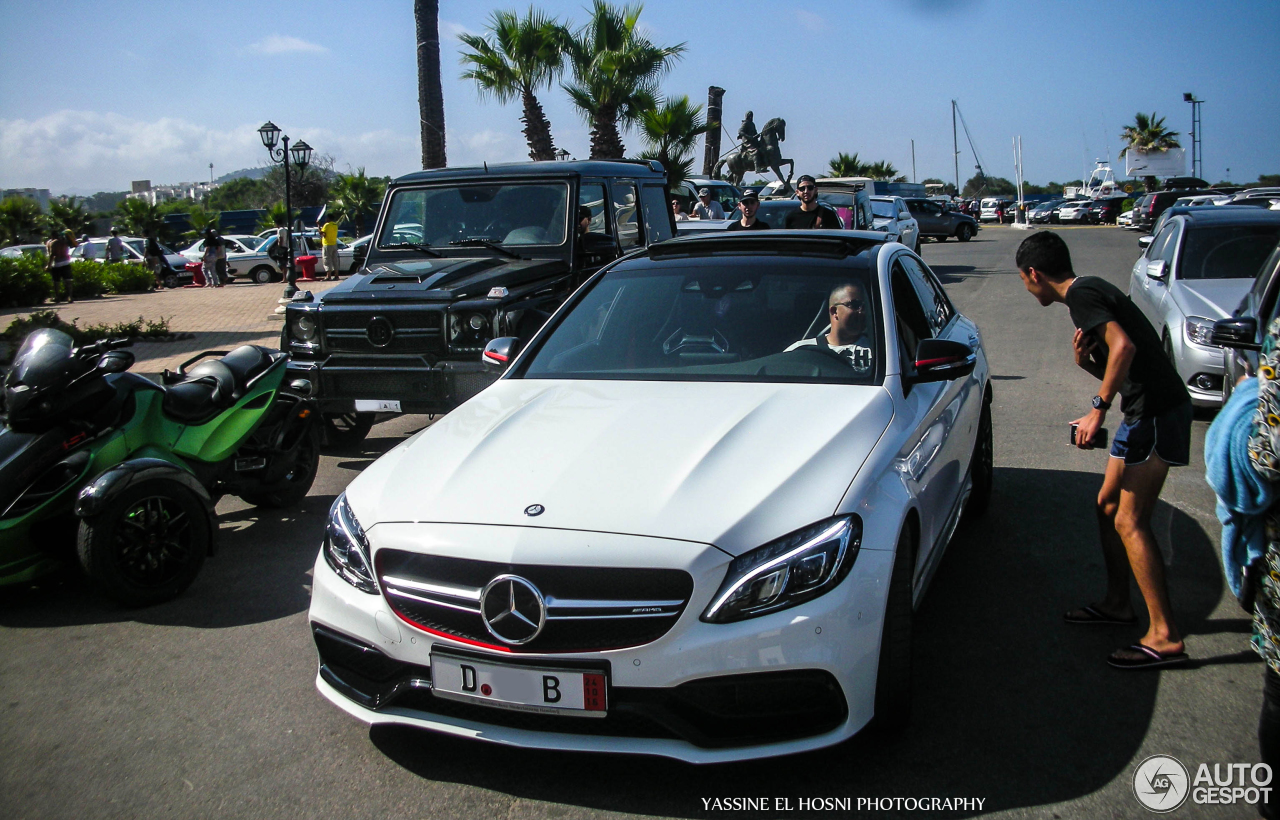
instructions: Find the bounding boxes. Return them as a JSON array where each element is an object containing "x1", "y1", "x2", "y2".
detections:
[
  {"x1": 258, "y1": 121, "x2": 313, "y2": 310},
  {"x1": 1183, "y1": 93, "x2": 1203, "y2": 180}
]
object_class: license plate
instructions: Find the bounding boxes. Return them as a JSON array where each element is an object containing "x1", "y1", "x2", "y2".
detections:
[
  {"x1": 354, "y1": 399, "x2": 400, "y2": 413},
  {"x1": 430, "y1": 651, "x2": 607, "y2": 717}
]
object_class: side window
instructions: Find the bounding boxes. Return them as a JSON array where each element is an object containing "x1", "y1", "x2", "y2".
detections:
[
  {"x1": 578, "y1": 181, "x2": 610, "y2": 235},
  {"x1": 612, "y1": 180, "x2": 642, "y2": 249},
  {"x1": 898, "y1": 200, "x2": 911, "y2": 217},
  {"x1": 901, "y1": 255, "x2": 954, "y2": 333},
  {"x1": 639, "y1": 184, "x2": 673, "y2": 243},
  {"x1": 1159, "y1": 223, "x2": 1182, "y2": 269},
  {"x1": 891, "y1": 261, "x2": 934, "y2": 361},
  {"x1": 1147, "y1": 223, "x2": 1176, "y2": 261}
]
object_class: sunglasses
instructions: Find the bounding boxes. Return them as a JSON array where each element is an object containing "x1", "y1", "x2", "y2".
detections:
[
  {"x1": 797, "y1": 184, "x2": 816, "y2": 192},
  {"x1": 833, "y1": 299, "x2": 865, "y2": 311}
]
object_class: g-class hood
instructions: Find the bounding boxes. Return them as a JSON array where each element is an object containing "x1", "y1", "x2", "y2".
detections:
[
  {"x1": 345, "y1": 379, "x2": 895, "y2": 556},
  {"x1": 317, "y1": 256, "x2": 569, "y2": 302}
]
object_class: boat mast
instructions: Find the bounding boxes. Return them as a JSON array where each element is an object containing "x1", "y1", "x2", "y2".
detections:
[{"x1": 952, "y1": 100, "x2": 960, "y2": 197}]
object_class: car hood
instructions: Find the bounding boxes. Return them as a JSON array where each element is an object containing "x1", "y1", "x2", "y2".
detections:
[
  {"x1": 347, "y1": 379, "x2": 894, "y2": 556},
  {"x1": 1171, "y1": 279, "x2": 1253, "y2": 320},
  {"x1": 318, "y1": 256, "x2": 569, "y2": 303}
]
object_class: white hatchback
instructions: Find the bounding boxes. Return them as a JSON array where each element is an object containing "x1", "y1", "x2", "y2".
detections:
[{"x1": 309, "y1": 231, "x2": 992, "y2": 762}]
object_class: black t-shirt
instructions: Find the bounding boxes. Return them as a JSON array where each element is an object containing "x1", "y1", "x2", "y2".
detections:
[
  {"x1": 726, "y1": 219, "x2": 770, "y2": 231},
  {"x1": 1064, "y1": 276, "x2": 1189, "y2": 421},
  {"x1": 785, "y1": 205, "x2": 842, "y2": 230}
]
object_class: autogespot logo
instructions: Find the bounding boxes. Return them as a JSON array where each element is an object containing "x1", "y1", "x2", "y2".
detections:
[{"x1": 1133, "y1": 755, "x2": 1190, "y2": 813}]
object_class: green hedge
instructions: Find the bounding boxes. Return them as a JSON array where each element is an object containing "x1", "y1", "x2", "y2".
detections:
[{"x1": 0, "y1": 257, "x2": 155, "y2": 308}]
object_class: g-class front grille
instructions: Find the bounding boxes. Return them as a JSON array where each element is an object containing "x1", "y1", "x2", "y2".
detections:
[
  {"x1": 322, "y1": 310, "x2": 444, "y2": 354},
  {"x1": 376, "y1": 550, "x2": 694, "y2": 653}
]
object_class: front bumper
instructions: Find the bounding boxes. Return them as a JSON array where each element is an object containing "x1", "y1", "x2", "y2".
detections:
[
  {"x1": 286, "y1": 357, "x2": 497, "y2": 415},
  {"x1": 1173, "y1": 332, "x2": 1226, "y2": 407},
  {"x1": 308, "y1": 522, "x2": 893, "y2": 763}
]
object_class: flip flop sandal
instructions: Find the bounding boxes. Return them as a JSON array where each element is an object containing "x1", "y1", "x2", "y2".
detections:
[
  {"x1": 1107, "y1": 643, "x2": 1189, "y2": 670},
  {"x1": 1064, "y1": 605, "x2": 1138, "y2": 625}
]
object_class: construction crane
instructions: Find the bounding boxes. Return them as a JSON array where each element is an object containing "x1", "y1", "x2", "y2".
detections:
[{"x1": 952, "y1": 100, "x2": 988, "y2": 198}]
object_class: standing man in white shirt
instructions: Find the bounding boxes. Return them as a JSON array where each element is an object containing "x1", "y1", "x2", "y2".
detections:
[{"x1": 692, "y1": 187, "x2": 726, "y2": 220}]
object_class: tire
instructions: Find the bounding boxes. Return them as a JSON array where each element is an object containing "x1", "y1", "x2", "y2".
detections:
[
  {"x1": 956, "y1": 224, "x2": 973, "y2": 242},
  {"x1": 164, "y1": 274, "x2": 179, "y2": 289},
  {"x1": 936, "y1": 235, "x2": 948, "y2": 243},
  {"x1": 251, "y1": 265, "x2": 275, "y2": 284},
  {"x1": 872, "y1": 522, "x2": 915, "y2": 732},
  {"x1": 322, "y1": 411, "x2": 376, "y2": 449},
  {"x1": 964, "y1": 391, "x2": 994, "y2": 518},
  {"x1": 1163, "y1": 332, "x2": 1175, "y2": 365},
  {"x1": 912, "y1": 238, "x2": 921, "y2": 255},
  {"x1": 238, "y1": 425, "x2": 320, "y2": 508},
  {"x1": 76, "y1": 479, "x2": 210, "y2": 607}
]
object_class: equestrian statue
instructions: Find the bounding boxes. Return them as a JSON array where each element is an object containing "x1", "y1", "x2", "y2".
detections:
[{"x1": 713, "y1": 111, "x2": 795, "y2": 195}]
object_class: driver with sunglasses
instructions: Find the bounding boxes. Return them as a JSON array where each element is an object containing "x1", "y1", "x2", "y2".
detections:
[
  {"x1": 785, "y1": 174, "x2": 843, "y2": 230},
  {"x1": 785, "y1": 282, "x2": 873, "y2": 372}
]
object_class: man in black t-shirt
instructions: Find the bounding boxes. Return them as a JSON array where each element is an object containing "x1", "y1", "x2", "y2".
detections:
[
  {"x1": 784, "y1": 174, "x2": 842, "y2": 229},
  {"x1": 1016, "y1": 230, "x2": 1191, "y2": 670},
  {"x1": 726, "y1": 189, "x2": 770, "y2": 231}
]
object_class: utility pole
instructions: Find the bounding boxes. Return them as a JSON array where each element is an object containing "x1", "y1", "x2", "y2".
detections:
[
  {"x1": 1184, "y1": 93, "x2": 1203, "y2": 179},
  {"x1": 951, "y1": 100, "x2": 960, "y2": 197},
  {"x1": 911, "y1": 139, "x2": 916, "y2": 183}
]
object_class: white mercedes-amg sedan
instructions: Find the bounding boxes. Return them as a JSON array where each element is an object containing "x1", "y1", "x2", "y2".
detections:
[{"x1": 309, "y1": 230, "x2": 992, "y2": 763}]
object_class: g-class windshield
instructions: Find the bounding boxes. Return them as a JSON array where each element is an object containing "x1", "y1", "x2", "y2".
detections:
[{"x1": 377, "y1": 182, "x2": 570, "y2": 250}]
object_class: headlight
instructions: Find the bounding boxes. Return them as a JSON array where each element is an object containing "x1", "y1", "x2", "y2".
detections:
[
  {"x1": 449, "y1": 310, "x2": 493, "y2": 346},
  {"x1": 701, "y1": 516, "x2": 861, "y2": 623},
  {"x1": 323, "y1": 493, "x2": 378, "y2": 594},
  {"x1": 292, "y1": 314, "x2": 317, "y2": 343},
  {"x1": 1185, "y1": 316, "x2": 1215, "y2": 347}
]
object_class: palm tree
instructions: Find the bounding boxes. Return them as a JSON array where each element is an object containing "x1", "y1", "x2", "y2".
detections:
[
  {"x1": 46, "y1": 197, "x2": 93, "y2": 238},
  {"x1": 0, "y1": 196, "x2": 46, "y2": 245},
  {"x1": 1119, "y1": 112, "x2": 1181, "y2": 192},
  {"x1": 562, "y1": 1, "x2": 685, "y2": 159},
  {"x1": 415, "y1": 0, "x2": 447, "y2": 169},
  {"x1": 256, "y1": 204, "x2": 289, "y2": 234},
  {"x1": 828, "y1": 152, "x2": 869, "y2": 178},
  {"x1": 115, "y1": 198, "x2": 166, "y2": 241},
  {"x1": 328, "y1": 168, "x2": 387, "y2": 236},
  {"x1": 866, "y1": 161, "x2": 899, "y2": 181},
  {"x1": 460, "y1": 9, "x2": 566, "y2": 162},
  {"x1": 185, "y1": 205, "x2": 220, "y2": 239},
  {"x1": 637, "y1": 96, "x2": 709, "y2": 189}
]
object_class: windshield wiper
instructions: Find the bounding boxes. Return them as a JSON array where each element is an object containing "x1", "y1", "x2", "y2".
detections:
[
  {"x1": 448, "y1": 238, "x2": 523, "y2": 259},
  {"x1": 382, "y1": 242, "x2": 442, "y2": 257}
]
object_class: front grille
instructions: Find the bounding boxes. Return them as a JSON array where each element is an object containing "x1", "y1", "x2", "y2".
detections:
[
  {"x1": 327, "y1": 371, "x2": 432, "y2": 399},
  {"x1": 312, "y1": 624, "x2": 847, "y2": 749},
  {"x1": 322, "y1": 310, "x2": 444, "y2": 354},
  {"x1": 376, "y1": 550, "x2": 693, "y2": 653}
]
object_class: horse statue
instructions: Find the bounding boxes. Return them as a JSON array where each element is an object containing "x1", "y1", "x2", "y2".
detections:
[{"x1": 714, "y1": 114, "x2": 795, "y2": 195}]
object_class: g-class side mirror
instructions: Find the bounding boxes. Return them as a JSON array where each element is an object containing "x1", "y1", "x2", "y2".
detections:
[{"x1": 482, "y1": 337, "x2": 522, "y2": 370}]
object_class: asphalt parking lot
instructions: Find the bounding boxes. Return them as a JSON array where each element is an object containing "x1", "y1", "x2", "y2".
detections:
[{"x1": 0, "y1": 225, "x2": 1260, "y2": 819}]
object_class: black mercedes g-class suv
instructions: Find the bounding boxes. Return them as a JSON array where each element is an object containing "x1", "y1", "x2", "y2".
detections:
[{"x1": 283, "y1": 160, "x2": 674, "y2": 444}]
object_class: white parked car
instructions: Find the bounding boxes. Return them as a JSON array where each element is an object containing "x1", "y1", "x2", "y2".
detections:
[
  {"x1": 180, "y1": 234, "x2": 262, "y2": 263},
  {"x1": 870, "y1": 196, "x2": 921, "y2": 252},
  {"x1": 225, "y1": 233, "x2": 354, "y2": 283},
  {"x1": 1117, "y1": 209, "x2": 1133, "y2": 228},
  {"x1": 309, "y1": 230, "x2": 993, "y2": 762},
  {"x1": 1056, "y1": 200, "x2": 1093, "y2": 224}
]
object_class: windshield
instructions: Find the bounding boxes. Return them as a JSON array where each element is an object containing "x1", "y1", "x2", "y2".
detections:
[
  {"x1": 871, "y1": 199, "x2": 898, "y2": 219},
  {"x1": 378, "y1": 182, "x2": 569, "y2": 249},
  {"x1": 519, "y1": 255, "x2": 881, "y2": 385},
  {"x1": 236, "y1": 236, "x2": 264, "y2": 250},
  {"x1": 1179, "y1": 225, "x2": 1280, "y2": 281}
]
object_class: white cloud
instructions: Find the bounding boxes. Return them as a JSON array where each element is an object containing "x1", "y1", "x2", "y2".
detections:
[
  {"x1": 248, "y1": 35, "x2": 328, "y2": 55},
  {"x1": 439, "y1": 20, "x2": 474, "y2": 44},
  {"x1": 795, "y1": 10, "x2": 825, "y2": 31}
]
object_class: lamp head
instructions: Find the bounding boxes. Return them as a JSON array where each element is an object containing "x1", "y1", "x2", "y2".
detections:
[
  {"x1": 258, "y1": 121, "x2": 281, "y2": 150},
  {"x1": 291, "y1": 140, "x2": 313, "y2": 168}
]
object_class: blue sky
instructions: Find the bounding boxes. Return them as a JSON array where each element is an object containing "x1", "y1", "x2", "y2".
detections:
[{"x1": 1, "y1": 0, "x2": 1277, "y2": 196}]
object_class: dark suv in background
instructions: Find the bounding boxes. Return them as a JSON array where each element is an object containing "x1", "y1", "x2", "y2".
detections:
[
  {"x1": 1134, "y1": 189, "x2": 1214, "y2": 233},
  {"x1": 904, "y1": 198, "x2": 978, "y2": 241}
]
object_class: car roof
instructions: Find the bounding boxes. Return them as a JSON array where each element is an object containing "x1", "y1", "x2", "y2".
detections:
[
  {"x1": 392, "y1": 159, "x2": 664, "y2": 185},
  {"x1": 1175, "y1": 207, "x2": 1280, "y2": 227},
  {"x1": 649, "y1": 229, "x2": 889, "y2": 260}
]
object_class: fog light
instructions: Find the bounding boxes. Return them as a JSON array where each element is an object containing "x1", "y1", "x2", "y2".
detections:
[{"x1": 1190, "y1": 373, "x2": 1222, "y2": 392}]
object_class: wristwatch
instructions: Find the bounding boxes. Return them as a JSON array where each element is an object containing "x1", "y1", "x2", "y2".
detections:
[{"x1": 1091, "y1": 395, "x2": 1112, "y2": 411}]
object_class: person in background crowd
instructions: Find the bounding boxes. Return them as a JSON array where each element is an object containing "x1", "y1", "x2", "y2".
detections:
[
  {"x1": 201, "y1": 229, "x2": 221, "y2": 288},
  {"x1": 318, "y1": 215, "x2": 341, "y2": 280},
  {"x1": 104, "y1": 228, "x2": 126, "y2": 263},
  {"x1": 576, "y1": 205, "x2": 592, "y2": 236},
  {"x1": 785, "y1": 175, "x2": 842, "y2": 229},
  {"x1": 671, "y1": 199, "x2": 689, "y2": 221},
  {"x1": 144, "y1": 229, "x2": 165, "y2": 290},
  {"x1": 692, "y1": 187, "x2": 726, "y2": 220},
  {"x1": 214, "y1": 230, "x2": 228, "y2": 286},
  {"x1": 274, "y1": 217, "x2": 291, "y2": 276},
  {"x1": 45, "y1": 229, "x2": 74, "y2": 303},
  {"x1": 726, "y1": 189, "x2": 770, "y2": 230},
  {"x1": 1016, "y1": 230, "x2": 1191, "y2": 669}
]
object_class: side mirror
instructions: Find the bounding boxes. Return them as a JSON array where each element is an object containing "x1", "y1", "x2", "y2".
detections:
[
  {"x1": 1146, "y1": 260, "x2": 1168, "y2": 280},
  {"x1": 908, "y1": 339, "x2": 976, "y2": 384},
  {"x1": 96, "y1": 350, "x2": 135, "y2": 374},
  {"x1": 579, "y1": 233, "x2": 616, "y2": 257},
  {"x1": 289, "y1": 378, "x2": 314, "y2": 396},
  {"x1": 482, "y1": 337, "x2": 522, "y2": 370},
  {"x1": 1138, "y1": 235, "x2": 1154, "y2": 249},
  {"x1": 1211, "y1": 317, "x2": 1260, "y2": 351}
]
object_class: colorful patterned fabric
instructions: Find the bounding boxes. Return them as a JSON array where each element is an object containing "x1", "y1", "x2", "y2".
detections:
[{"x1": 1250, "y1": 316, "x2": 1280, "y2": 672}]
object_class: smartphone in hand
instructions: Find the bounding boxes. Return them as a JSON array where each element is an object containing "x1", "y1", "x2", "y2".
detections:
[{"x1": 1070, "y1": 423, "x2": 1109, "y2": 448}]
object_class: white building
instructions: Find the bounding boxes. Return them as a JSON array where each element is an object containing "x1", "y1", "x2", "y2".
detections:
[{"x1": 1, "y1": 188, "x2": 52, "y2": 211}]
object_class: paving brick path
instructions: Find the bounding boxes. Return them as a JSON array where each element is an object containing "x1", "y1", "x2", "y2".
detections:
[{"x1": 0, "y1": 278, "x2": 342, "y2": 377}]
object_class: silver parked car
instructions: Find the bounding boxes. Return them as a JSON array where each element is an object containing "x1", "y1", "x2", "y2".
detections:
[
  {"x1": 1129, "y1": 208, "x2": 1280, "y2": 406},
  {"x1": 870, "y1": 196, "x2": 920, "y2": 252}
]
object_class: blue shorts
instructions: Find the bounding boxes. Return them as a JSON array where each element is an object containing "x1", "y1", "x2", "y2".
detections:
[{"x1": 1110, "y1": 402, "x2": 1193, "y2": 466}]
